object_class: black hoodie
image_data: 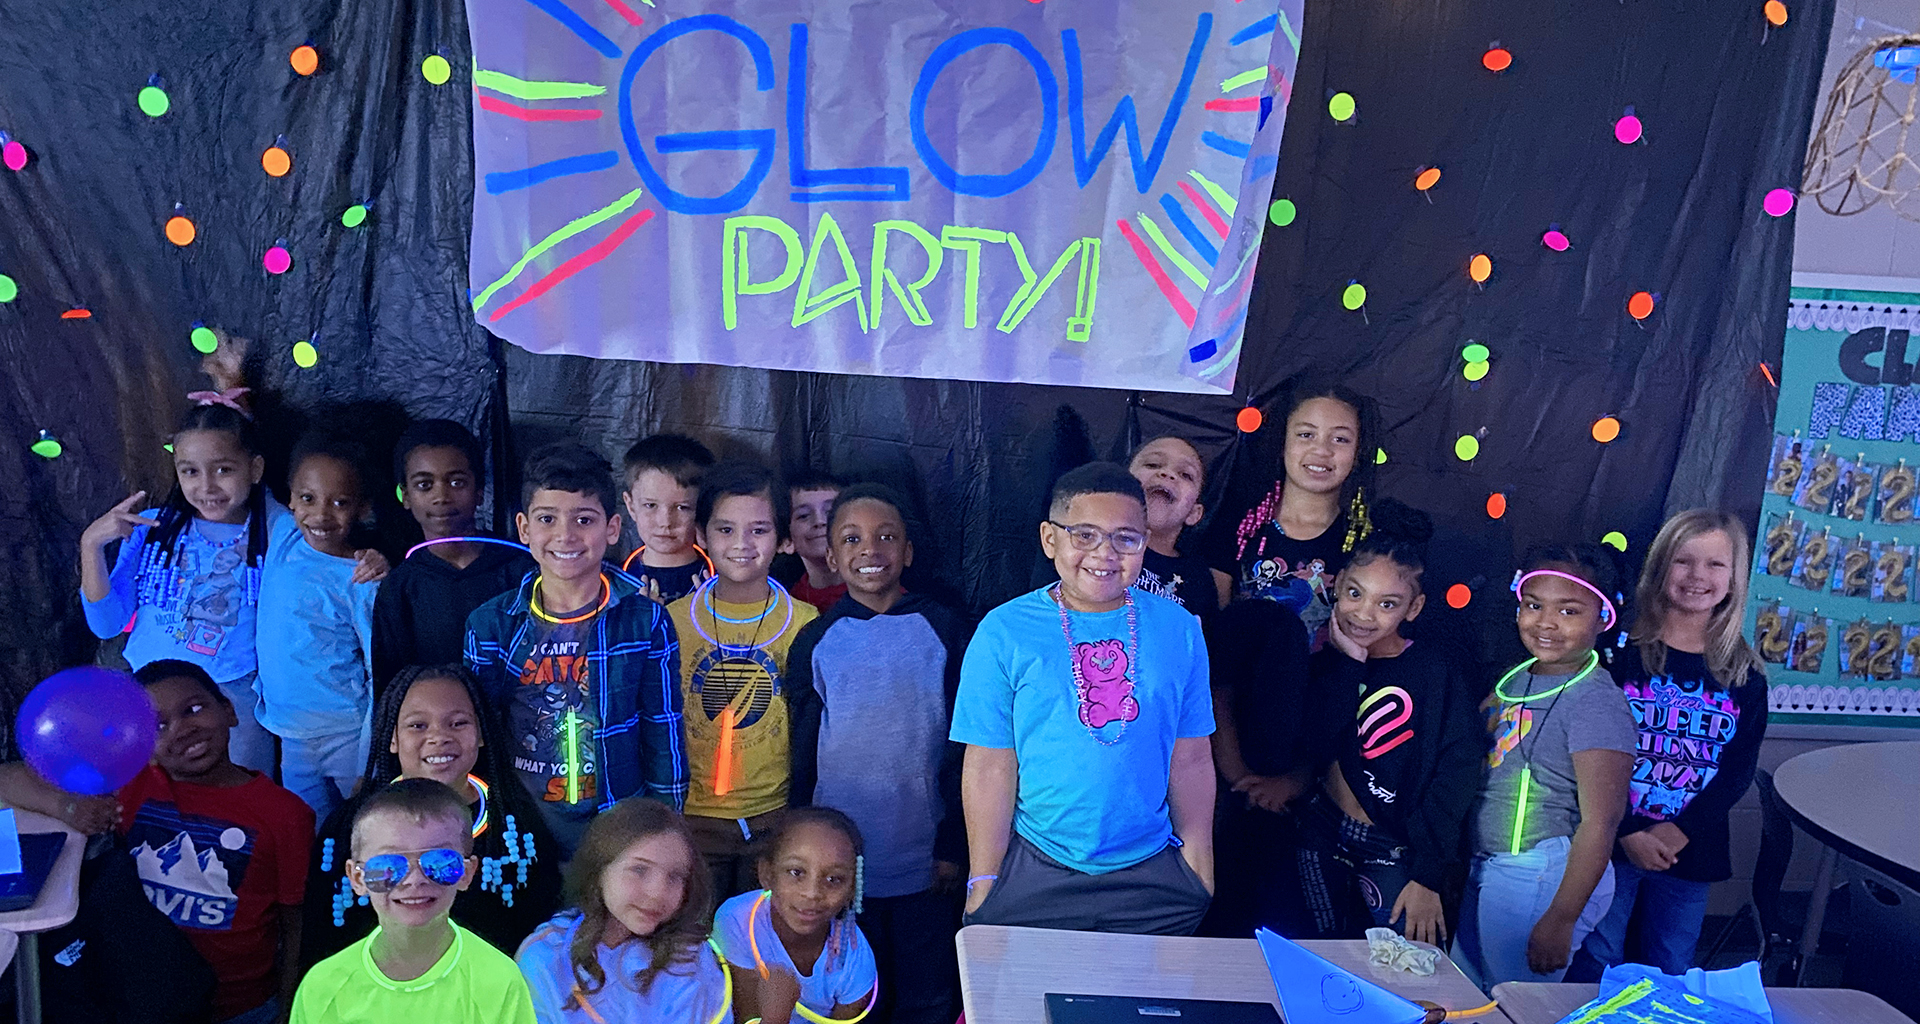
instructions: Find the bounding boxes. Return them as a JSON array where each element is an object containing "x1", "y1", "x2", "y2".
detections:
[{"x1": 370, "y1": 543, "x2": 533, "y2": 691}]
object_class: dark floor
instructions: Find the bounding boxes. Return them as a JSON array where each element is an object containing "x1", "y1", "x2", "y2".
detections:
[{"x1": 1695, "y1": 887, "x2": 1851, "y2": 986}]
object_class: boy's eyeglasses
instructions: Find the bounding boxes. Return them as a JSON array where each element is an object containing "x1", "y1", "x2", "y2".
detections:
[
  {"x1": 1047, "y1": 521, "x2": 1148, "y2": 555},
  {"x1": 358, "y1": 848, "x2": 467, "y2": 892}
]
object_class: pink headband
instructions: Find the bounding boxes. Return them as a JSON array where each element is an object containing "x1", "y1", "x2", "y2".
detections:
[
  {"x1": 187, "y1": 387, "x2": 251, "y2": 417},
  {"x1": 1511, "y1": 568, "x2": 1618, "y2": 629}
]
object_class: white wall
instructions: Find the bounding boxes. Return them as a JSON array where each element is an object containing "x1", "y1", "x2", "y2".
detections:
[{"x1": 1790, "y1": 0, "x2": 1919, "y2": 279}]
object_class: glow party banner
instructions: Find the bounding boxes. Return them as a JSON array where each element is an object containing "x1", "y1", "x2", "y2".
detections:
[{"x1": 466, "y1": 0, "x2": 1300, "y2": 393}]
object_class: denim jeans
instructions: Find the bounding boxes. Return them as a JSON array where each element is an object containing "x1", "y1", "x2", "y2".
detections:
[
  {"x1": 1566, "y1": 859, "x2": 1711, "y2": 980},
  {"x1": 1456, "y1": 836, "x2": 1616, "y2": 988},
  {"x1": 221, "y1": 674, "x2": 277, "y2": 776},
  {"x1": 280, "y1": 721, "x2": 370, "y2": 824}
]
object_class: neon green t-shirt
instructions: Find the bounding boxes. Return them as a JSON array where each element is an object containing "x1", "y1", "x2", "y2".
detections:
[{"x1": 291, "y1": 921, "x2": 535, "y2": 1024}]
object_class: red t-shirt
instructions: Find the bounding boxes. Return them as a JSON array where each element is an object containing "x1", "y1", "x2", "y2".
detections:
[
  {"x1": 117, "y1": 765, "x2": 314, "y2": 1020},
  {"x1": 791, "y1": 576, "x2": 847, "y2": 614}
]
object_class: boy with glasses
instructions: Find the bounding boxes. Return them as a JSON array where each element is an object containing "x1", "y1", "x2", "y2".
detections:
[{"x1": 950, "y1": 463, "x2": 1217, "y2": 935}]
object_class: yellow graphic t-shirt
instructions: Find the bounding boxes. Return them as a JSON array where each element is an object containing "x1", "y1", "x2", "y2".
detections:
[{"x1": 669, "y1": 585, "x2": 818, "y2": 818}]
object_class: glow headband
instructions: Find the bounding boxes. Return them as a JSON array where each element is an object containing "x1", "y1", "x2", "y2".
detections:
[{"x1": 1510, "y1": 569, "x2": 1617, "y2": 629}]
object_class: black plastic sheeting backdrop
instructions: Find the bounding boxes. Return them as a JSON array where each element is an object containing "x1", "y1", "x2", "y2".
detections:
[{"x1": 0, "y1": 0, "x2": 1830, "y2": 698}]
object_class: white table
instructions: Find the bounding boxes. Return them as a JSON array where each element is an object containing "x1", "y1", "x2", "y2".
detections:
[
  {"x1": 1492, "y1": 981, "x2": 1916, "y2": 1024},
  {"x1": 956, "y1": 925, "x2": 1496, "y2": 1024},
  {"x1": 0, "y1": 811, "x2": 85, "y2": 1024},
  {"x1": 1772, "y1": 741, "x2": 1920, "y2": 985}
]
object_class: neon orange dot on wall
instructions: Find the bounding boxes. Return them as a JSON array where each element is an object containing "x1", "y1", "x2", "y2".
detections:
[
  {"x1": 1627, "y1": 291, "x2": 1655, "y2": 320},
  {"x1": 262, "y1": 146, "x2": 292, "y2": 177},
  {"x1": 1415, "y1": 167, "x2": 1441, "y2": 191},
  {"x1": 165, "y1": 216, "x2": 196, "y2": 246},
  {"x1": 1592, "y1": 416, "x2": 1622, "y2": 443},
  {"x1": 1236, "y1": 407, "x2": 1264, "y2": 433},
  {"x1": 1486, "y1": 493, "x2": 1507, "y2": 519},
  {"x1": 1482, "y1": 47, "x2": 1512, "y2": 72},
  {"x1": 290, "y1": 45, "x2": 319, "y2": 76},
  {"x1": 1469, "y1": 254, "x2": 1492, "y2": 283},
  {"x1": 1763, "y1": 0, "x2": 1788, "y2": 26},
  {"x1": 1446, "y1": 584, "x2": 1472, "y2": 609}
]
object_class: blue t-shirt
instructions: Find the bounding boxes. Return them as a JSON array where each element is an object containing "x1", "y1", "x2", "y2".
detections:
[
  {"x1": 80, "y1": 502, "x2": 289, "y2": 684},
  {"x1": 949, "y1": 586, "x2": 1214, "y2": 874},
  {"x1": 255, "y1": 516, "x2": 377, "y2": 739},
  {"x1": 516, "y1": 911, "x2": 729, "y2": 1024},
  {"x1": 712, "y1": 891, "x2": 875, "y2": 1017}
]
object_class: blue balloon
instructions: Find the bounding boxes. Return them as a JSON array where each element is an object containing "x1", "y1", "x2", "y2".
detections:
[{"x1": 18, "y1": 667, "x2": 157, "y2": 796}]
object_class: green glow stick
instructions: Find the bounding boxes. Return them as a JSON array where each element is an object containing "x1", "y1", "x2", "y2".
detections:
[
  {"x1": 1511, "y1": 766, "x2": 1533, "y2": 855},
  {"x1": 565, "y1": 711, "x2": 580, "y2": 804}
]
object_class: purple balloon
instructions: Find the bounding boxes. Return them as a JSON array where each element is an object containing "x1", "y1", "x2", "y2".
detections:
[{"x1": 18, "y1": 667, "x2": 157, "y2": 796}]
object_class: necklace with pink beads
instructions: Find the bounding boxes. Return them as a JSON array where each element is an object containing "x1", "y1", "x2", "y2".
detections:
[{"x1": 1050, "y1": 582, "x2": 1138, "y2": 746}]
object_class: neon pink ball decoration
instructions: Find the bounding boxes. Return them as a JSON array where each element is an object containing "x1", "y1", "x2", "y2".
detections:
[
  {"x1": 263, "y1": 246, "x2": 292, "y2": 275},
  {"x1": 1542, "y1": 229, "x2": 1570, "y2": 251},
  {"x1": 2, "y1": 140, "x2": 25, "y2": 171},
  {"x1": 1614, "y1": 114, "x2": 1643, "y2": 145},
  {"x1": 1763, "y1": 188, "x2": 1796, "y2": 217}
]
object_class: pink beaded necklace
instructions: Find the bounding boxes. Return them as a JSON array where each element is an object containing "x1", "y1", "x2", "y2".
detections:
[{"x1": 1050, "y1": 582, "x2": 1138, "y2": 746}]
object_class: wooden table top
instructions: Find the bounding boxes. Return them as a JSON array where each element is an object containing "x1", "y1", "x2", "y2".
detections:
[{"x1": 956, "y1": 925, "x2": 1494, "y2": 1024}]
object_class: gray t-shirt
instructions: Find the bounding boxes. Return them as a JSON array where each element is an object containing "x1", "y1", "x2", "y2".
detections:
[{"x1": 1473, "y1": 663, "x2": 1636, "y2": 855}]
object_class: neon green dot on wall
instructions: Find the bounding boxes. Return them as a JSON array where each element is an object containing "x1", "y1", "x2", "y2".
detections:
[
  {"x1": 395, "y1": 484, "x2": 405, "y2": 502},
  {"x1": 292, "y1": 340, "x2": 318, "y2": 368},
  {"x1": 1602, "y1": 531, "x2": 1628, "y2": 552},
  {"x1": 1342, "y1": 283, "x2": 1366, "y2": 310},
  {"x1": 0, "y1": 274, "x2": 16, "y2": 303},
  {"x1": 190, "y1": 326, "x2": 218, "y2": 354},
  {"x1": 421, "y1": 55, "x2": 452, "y2": 85},
  {"x1": 1463, "y1": 360, "x2": 1489, "y2": 382},
  {"x1": 1268, "y1": 199, "x2": 1297, "y2": 227},
  {"x1": 138, "y1": 86, "x2": 170, "y2": 117},
  {"x1": 342, "y1": 204, "x2": 368, "y2": 228},
  {"x1": 1328, "y1": 92, "x2": 1356, "y2": 121},
  {"x1": 30, "y1": 433, "x2": 62, "y2": 459},
  {"x1": 1455, "y1": 435, "x2": 1480, "y2": 461},
  {"x1": 1462, "y1": 343, "x2": 1490, "y2": 363}
]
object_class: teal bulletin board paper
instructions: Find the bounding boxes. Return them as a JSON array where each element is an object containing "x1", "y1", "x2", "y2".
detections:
[{"x1": 1747, "y1": 287, "x2": 1920, "y2": 725}]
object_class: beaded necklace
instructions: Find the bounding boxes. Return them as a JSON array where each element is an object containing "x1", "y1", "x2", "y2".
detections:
[
  {"x1": 1051, "y1": 582, "x2": 1138, "y2": 746},
  {"x1": 134, "y1": 509, "x2": 262, "y2": 609}
]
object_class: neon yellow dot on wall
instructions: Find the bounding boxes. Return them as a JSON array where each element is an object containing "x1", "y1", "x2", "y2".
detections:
[
  {"x1": 1464, "y1": 360, "x2": 1489, "y2": 381},
  {"x1": 1328, "y1": 92, "x2": 1356, "y2": 121},
  {"x1": 1455, "y1": 435, "x2": 1480, "y2": 461},
  {"x1": 1375, "y1": 448, "x2": 1388, "y2": 465},
  {"x1": 292, "y1": 340, "x2": 318, "y2": 368},
  {"x1": 1602, "y1": 531, "x2": 1628, "y2": 552},
  {"x1": 421, "y1": 54, "x2": 451, "y2": 85},
  {"x1": 1342, "y1": 283, "x2": 1366, "y2": 310}
]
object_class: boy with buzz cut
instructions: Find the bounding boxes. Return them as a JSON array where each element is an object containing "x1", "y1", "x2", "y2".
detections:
[
  {"x1": 952, "y1": 462, "x2": 1217, "y2": 936},
  {"x1": 290, "y1": 778, "x2": 535, "y2": 1024},
  {"x1": 620, "y1": 433, "x2": 716, "y2": 603},
  {"x1": 785, "y1": 467, "x2": 848, "y2": 613},
  {"x1": 373, "y1": 419, "x2": 533, "y2": 693},
  {"x1": 464, "y1": 442, "x2": 687, "y2": 859},
  {"x1": 788, "y1": 483, "x2": 968, "y2": 1024},
  {"x1": 667, "y1": 461, "x2": 818, "y2": 896},
  {"x1": 120, "y1": 659, "x2": 314, "y2": 1024}
]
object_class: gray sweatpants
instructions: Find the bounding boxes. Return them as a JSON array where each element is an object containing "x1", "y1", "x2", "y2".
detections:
[{"x1": 964, "y1": 833, "x2": 1212, "y2": 935}]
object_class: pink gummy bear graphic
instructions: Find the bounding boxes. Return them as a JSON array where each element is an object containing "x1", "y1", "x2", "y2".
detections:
[{"x1": 1072, "y1": 639, "x2": 1140, "y2": 729}]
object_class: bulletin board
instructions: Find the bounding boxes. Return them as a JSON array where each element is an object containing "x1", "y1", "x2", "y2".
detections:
[{"x1": 1748, "y1": 283, "x2": 1920, "y2": 724}]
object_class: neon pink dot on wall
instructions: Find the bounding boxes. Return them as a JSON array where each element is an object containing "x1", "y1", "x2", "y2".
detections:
[
  {"x1": 1542, "y1": 229, "x2": 1570, "y2": 251},
  {"x1": 1763, "y1": 188, "x2": 1796, "y2": 217},
  {"x1": 1614, "y1": 111, "x2": 1642, "y2": 145},
  {"x1": 263, "y1": 246, "x2": 292, "y2": 274},
  {"x1": 2, "y1": 140, "x2": 26, "y2": 171}
]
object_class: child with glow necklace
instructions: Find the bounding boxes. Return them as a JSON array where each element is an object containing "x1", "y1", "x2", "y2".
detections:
[
  {"x1": 304, "y1": 664, "x2": 561, "y2": 970},
  {"x1": 714, "y1": 808, "x2": 877, "y2": 1024},
  {"x1": 465, "y1": 442, "x2": 689, "y2": 859},
  {"x1": 620, "y1": 434, "x2": 716, "y2": 604},
  {"x1": 667, "y1": 462, "x2": 818, "y2": 897},
  {"x1": 517, "y1": 799, "x2": 731, "y2": 1024},
  {"x1": 292, "y1": 779, "x2": 535, "y2": 1023},
  {"x1": 1455, "y1": 544, "x2": 1636, "y2": 988},
  {"x1": 373, "y1": 419, "x2": 534, "y2": 694}
]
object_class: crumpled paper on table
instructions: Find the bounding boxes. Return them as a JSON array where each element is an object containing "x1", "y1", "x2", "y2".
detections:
[{"x1": 1366, "y1": 927, "x2": 1439, "y2": 976}]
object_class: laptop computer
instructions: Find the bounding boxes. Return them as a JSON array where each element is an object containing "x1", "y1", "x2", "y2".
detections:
[
  {"x1": 0, "y1": 832, "x2": 70, "y2": 913},
  {"x1": 1045, "y1": 993, "x2": 1283, "y2": 1024}
]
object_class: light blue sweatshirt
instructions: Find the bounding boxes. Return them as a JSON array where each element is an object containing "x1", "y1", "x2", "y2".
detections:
[
  {"x1": 515, "y1": 911, "x2": 730, "y2": 1024},
  {"x1": 254, "y1": 514, "x2": 377, "y2": 739}
]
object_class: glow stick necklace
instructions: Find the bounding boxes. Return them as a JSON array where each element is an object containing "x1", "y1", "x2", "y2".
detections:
[
  {"x1": 744, "y1": 891, "x2": 877, "y2": 1024},
  {"x1": 404, "y1": 535, "x2": 530, "y2": 561},
  {"x1": 391, "y1": 772, "x2": 490, "y2": 837},
  {"x1": 688, "y1": 577, "x2": 792, "y2": 654},
  {"x1": 1494, "y1": 652, "x2": 1595, "y2": 854},
  {"x1": 530, "y1": 573, "x2": 611, "y2": 624},
  {"x1": 570, "y1": 941, "x2": 733, "y2": 1024},
  {"x1": 622, "y1": 542, "x2": 715, "y2": 576}
]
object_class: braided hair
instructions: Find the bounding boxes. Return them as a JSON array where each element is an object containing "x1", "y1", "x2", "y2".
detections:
[
  {"x1": 1232, "y1": 379, "x2": 1380, "y2": 560},
  {"x1": 1346, "y1": 498, "x2": 1433, "y2": 580},
  {"x1": 137, "y1": 403, "x2": 270, "y2": 607},
  {"x1": 752, "y1": 807, "x2": 867, "y2": 965}
]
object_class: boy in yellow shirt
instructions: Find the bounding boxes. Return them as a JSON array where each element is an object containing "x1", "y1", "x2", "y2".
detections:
[{"x1": 668, "y1": 462, "x2": 818, "y2": 896}]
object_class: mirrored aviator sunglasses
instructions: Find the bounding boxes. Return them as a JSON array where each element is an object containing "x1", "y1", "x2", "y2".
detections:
[{"x1": 359, "y1": 848, "x2": 466, "y2": 893}]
